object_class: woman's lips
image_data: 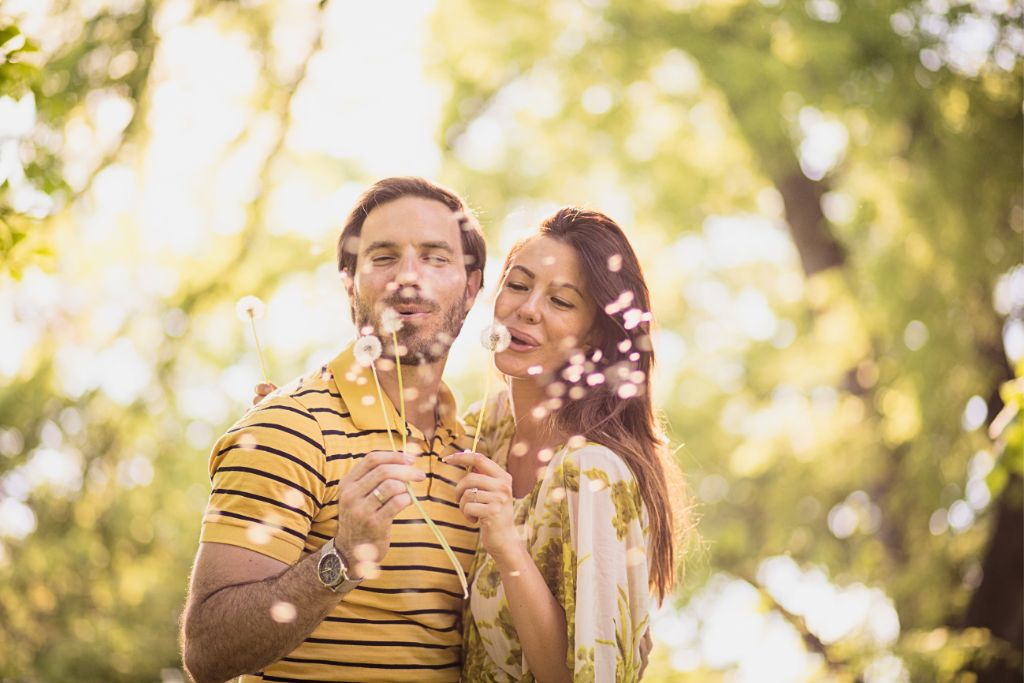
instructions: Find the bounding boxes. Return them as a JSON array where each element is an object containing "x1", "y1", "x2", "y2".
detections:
[{"x1": 506, "y1": 327, "x2": 540, "y2": 351}]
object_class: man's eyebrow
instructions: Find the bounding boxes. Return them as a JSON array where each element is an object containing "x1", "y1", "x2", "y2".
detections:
[
  {"x1": 363, "y1": 240, "x2": 399, "y2": 252},
  {"x1": 420, "y1": 240, "x2": 454, "y2": 253}
]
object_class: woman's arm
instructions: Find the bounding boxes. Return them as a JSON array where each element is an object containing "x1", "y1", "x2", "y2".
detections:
[{"x1": 445, "y1": 452, "x2": 573, "y2": 683}]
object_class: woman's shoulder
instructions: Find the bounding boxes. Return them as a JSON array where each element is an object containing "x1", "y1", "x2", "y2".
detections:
[{"x1": 557, "y1": 442, "x2": 636, "y2": 485}]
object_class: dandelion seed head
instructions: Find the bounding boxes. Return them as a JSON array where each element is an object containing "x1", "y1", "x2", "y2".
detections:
[
  {"x1": 617, "y1": 383, "x2": 638, "y2": 398},
  {"x1": 235, "y1": 295, "x2": 265, "y2": 322},
  {"x1": 480, "y1": 321, "x2": 512, "y2": 352},
  {"x1": 353, "y1": 335, "x2": 383, "y2": 367},
  {"x1": 380, "y1": 308, "x2": 403, "y2": 334}
]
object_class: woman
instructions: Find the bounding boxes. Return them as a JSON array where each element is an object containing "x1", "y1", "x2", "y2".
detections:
[
  {"x1": 254, "y1": 208, "x2": 689, "y2": 681},
  {"x1": 443, "y1": 208, "x2": 688, "y2": 682}
]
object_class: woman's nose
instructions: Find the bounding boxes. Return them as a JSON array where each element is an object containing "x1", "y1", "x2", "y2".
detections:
[{"x1": 516, "y1": 295, "x2": 541, "y2": 324}]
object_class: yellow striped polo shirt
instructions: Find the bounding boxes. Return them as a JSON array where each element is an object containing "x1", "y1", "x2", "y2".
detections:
[{"x1": 201, "y1": 342, "x2": 477, "y2": 682}]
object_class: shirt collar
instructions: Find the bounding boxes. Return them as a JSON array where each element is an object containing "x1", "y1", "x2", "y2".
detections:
[{"x1": 328, "y1": 342, "x2": 465, "y2": 444}]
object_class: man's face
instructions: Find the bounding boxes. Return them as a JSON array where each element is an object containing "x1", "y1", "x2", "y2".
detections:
[{"x1": 346, "y1": 196, "x2": 481, "y2": 364}]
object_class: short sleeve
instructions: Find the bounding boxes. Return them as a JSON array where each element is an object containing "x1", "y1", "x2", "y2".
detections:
[
  {"x1": 200, "y1": 397, "x2": 327, "y2": 565},
  {"x1": 557, "y1": 445, "x2": 651, "y2": 682}
]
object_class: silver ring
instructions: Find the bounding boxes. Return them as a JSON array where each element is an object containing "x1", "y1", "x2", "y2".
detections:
[
  {"x1": 469, "y1": 487, "x2": 478, "y2": 503},
  {"x1": 372, "y1": 487, "x2": 386, "y2": 504}
]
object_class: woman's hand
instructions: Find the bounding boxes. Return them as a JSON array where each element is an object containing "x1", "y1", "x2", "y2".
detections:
[
  {"x1": 252, "y1": 382, "x2": 277, "y2": 406},
  {"x1": 444, "y1": 451, "x2": 522, "y2": 566}
]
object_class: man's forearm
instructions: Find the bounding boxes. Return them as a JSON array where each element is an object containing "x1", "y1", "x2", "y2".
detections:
[{"x1": 183, "y1": 550, "x2": 345, "y2": 683}]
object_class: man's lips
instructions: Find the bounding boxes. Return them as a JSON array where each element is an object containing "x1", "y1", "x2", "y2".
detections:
[
  {"x1": 389, "y1": 301, "x2": 436, "y2": 317},
  {"x1": 505, "y1": 326, "x2": 541, "y2": 351}
]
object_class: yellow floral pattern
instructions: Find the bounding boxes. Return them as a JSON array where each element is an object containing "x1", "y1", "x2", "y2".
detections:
[{"x1": 462, "y1": 394, "x2": 651, "y2": 682}]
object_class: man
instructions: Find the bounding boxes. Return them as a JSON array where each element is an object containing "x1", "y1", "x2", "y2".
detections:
[{"x1": 181, "y1": 177, "x2": 485, "y2": 683}]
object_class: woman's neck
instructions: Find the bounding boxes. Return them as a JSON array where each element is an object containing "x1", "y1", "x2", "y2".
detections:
[{"x1": 507, "y1": 376, "x2": 566, "y2": 461}]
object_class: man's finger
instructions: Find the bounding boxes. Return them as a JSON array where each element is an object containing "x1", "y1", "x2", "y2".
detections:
[
  {"x1": 352, "y1": 464, "x2": 425, "y2": 499},
  {"x1": 374, "y1": 490, "x2": 413, "y2": 521},
  {"x1": 348, "y1": 450, "x2": 415, "y2": 479}
]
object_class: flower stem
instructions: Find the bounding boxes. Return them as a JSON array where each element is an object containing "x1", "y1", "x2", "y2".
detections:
[
  {"x1": 248, "y1": 314, "x2": 270, "y2": 383},
  {"x1": 385, "y1": 330, "x2": 468, "y2": 598},
  {"x1": 469, "y1": 352, "x2": 495, "y2": 456}
]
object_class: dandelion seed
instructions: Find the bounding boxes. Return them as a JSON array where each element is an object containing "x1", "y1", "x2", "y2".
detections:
[
  {"x1": 342, "y1": 236, "x2": 361, "y2": 256},
  {"x1": 591, "y1": 349, "x2": 603, "y2": 362},
  {"x1": 355, "y1": 560, "x2": 381, "y2": 580},
  {"x1": 353, "y1": 335, "x2": 383, "y2": 367},
  {"x1": 623, "y1": 308, "x2": 644, "y2": 330},
  {"x1": 589, "y1": 479, "x2": 607, "y2": 492},
  {"x1": 546, "y1": 398, "x2": 563, "y2": 410},
  {"x1": 629, "y1": 371, "x2": 645, "y2": 384},
  {"x1": 550, "y1": 487, "x2": 566, "y2": 502},
  {"x1": 353, "y1": 543, "x2": 379, "y2": 562},
  {"x1": 377, "y1": 358, "x2": 396, "y2": 372},
  {"x1": 511, "y1": 442, "x2": 529, "y2": 457},
  {"x1": 437, "y1": 332, "x2": 454, "y2": 345},
  {"x1": 509, "y1": 570, "x2": 522, "y2": 577},
  {"x1": 538, "y1": 448, "x2": 554, "y2": 462},
  {"x1": 480, "y1": 321, "x2": 512, "y2": 352},
  {"x1": 626, "y1": 547, "x2": 646, "y2": 567},
  {"x1": 380, "y1": 308, "x2": 403, "y2": 334},
  {"x1": 270, "y1": 601, "x2": 297, "y2": 623},
  {"x1": 283, "y1": 489, "x2": 305, "y2": 508},
  {"x1": 235, "y1": 296, "x2": 265, "y2": 322},
  {"x1": 587, "y1": 373, "x2": 606, "y2": 386},
  {"x1": 629, "y1": 352, "x2": 640, "y2": 361},
  {"x1": 531, "y1": 405, "x2": 548, "y2": 419},
  {"x1": 361, "y1": 395, "x2": 376, "y2": 406},
  {"x1": 569, "y1": 386, "x2": 586, "y2": 400},
  {"x1": 618, "y1": 339, "x2": 632, "y2": 353},
  {"x1": 528, "y1": 365, "x2": 543, "y2": 376},
  {"x1": 238, "y1": 433, "x2": 258, "y2": 450},
  {"x1": 567, "y1": 435, "x2": 586, "y2": 449},
  {"x1": 570, "y1": 353, "x2": 586, "y2": 365},
  {"x1": 246, "y1": 524, "x2": 271, "y2": 546},
  {"x1": 617, "y1": 384, "x2": 638, "y2": 398},
  {"x1": 542, "y1": 255, "x2": 556, "y2": 266},
  {"x1": 404, "y1": 387, "x2": 420, "y2": 401},
  {"x1": 546, "y1": 382, "x2": 566, "y2": 398},
  {"x1": 400, "y1": 286, "x2": 417, "y2": 298},
  {"x1": 360, "y1": 325, "x2": 375, "y2": 336}
]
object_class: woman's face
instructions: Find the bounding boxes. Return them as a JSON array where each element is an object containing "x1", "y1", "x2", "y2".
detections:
[{"x1": 493, "y1": 236, "x2": 597, "y2": 380}]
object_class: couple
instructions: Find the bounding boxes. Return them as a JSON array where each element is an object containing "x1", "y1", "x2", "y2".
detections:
[{"x1": 180, "y1": 177, "x2": 688, "y2": 682}]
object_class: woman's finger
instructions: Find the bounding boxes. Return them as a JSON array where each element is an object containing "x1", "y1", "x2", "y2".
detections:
[{"x1": 444, "y1": 451, "x2": 504, "y2": 477}]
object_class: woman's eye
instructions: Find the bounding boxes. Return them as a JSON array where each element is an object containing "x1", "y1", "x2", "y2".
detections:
[
  {"x1": 506, "y1": 282, "x2": 528, "y2": 292},
  {"x1": 552, "y1": 297, "x2": 574, "y2": 309}
]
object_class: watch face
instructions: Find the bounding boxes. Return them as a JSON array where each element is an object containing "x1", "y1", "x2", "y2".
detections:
[{"x1": 318, "y1": 553, "x2": 342, "y2": 585}]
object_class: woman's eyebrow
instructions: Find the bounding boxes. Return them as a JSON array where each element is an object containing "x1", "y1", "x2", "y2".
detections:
[{"x1": 510, "y1": 265, "x2": 535, "y2": 278}]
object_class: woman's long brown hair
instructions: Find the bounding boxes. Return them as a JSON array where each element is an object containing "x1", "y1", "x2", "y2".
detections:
[{"x1": 503, "y1": 207, "x2": 692, "y2": 604}]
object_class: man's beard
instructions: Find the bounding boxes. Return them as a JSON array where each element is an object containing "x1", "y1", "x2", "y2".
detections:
[{"x1": 353, "y1": 292, "x2": 468, "y2": 364}]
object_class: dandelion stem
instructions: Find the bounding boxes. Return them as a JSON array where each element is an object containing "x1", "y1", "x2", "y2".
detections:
[
  {"x1": 382, "y1": 329, "x2": 467, "y2": 598},
  {"x1": 248, "y1": 313, "x2": 270, "y2": 383},
  {"x1": 469, "y1": 353, "x2": 494, "y2": 455}
]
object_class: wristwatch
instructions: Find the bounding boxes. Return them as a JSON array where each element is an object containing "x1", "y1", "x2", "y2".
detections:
[{"x1": 316, "y1": 540, "x2": 364, "y2": 593}]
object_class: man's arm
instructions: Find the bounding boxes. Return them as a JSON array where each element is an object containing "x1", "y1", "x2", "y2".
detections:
[
  {"x1": 182, "y1": 450, "x2": 422, "y2": 683},
  {"x1": 181, "y1": 542, "x2": 345, "y2": 683}
]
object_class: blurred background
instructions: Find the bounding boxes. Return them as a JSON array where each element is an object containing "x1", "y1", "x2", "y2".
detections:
[{"x1": 0, "y1": 0, "x2": 1021, "y2": 681}]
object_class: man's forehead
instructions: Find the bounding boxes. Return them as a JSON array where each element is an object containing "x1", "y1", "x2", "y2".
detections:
[{"x1": 360, "y1": 197, "x2": 463, "y2": 245}]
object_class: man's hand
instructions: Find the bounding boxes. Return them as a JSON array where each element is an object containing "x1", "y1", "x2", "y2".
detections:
[
  {"x1": 333, "y1": 450, "x2": 423, "y2": 572},
  {"x1": 252, "y1": 382, "x2": 277, "y2": 405}
]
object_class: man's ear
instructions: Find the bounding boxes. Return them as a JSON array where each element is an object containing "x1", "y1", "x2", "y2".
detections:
[
  {"x1": 340, "y1": 268, "x2": 355, "y2": 299},
  {"x1": 464, "y1": 269, "x2": 483, "y2": 313}
]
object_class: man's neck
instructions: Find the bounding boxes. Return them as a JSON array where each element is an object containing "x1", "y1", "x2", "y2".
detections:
[{"x1": 376, "y1": 357, "x2": 447, "y2": 443}]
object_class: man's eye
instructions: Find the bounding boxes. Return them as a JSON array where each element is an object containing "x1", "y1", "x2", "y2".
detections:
[
  {"x1": 425, "y1": 254, "x2": 450, "y2": 264},
  {"x1": 372, "y1": 256, "x2": 396, "y2": 264}
]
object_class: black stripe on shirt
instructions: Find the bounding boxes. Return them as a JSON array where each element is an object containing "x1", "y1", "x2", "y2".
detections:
[
  {"x1": 206, "y1": 510, "x2": 305, "y2": 541},
  {"x1": 214, "y1": 445, "x2": 327, "y2": 486},
  {"x1": 322, "y1": 615, "x2": 457, "y2": 632},
  {"x1": 309, "y1": 407, "x2": 351, "y2": 418},
  {"x1": 254, "y1": 404, "x2": 318, "y2": 422},
  {"x1": 211, "y1": 488, "x2": 314, "y2": 522},
  {"x1": 390, "y1": 541, "x2": 475, "y2": 555},
  {"x1": 304, "y1": 636, "x2": 455, "y2": 649},
  {"x1": 280, "y1": 656, "x2": 459, "y2": 670},
  {"x1": 381, "y1": 563, "x2": 461, "y2": 576},
  {"x1": 355, "y1": 585, "x2": 464, "y2": 599},
  {"x1": 262, "y1": 675, "x2": 364, "y2": 683},
  {"x1": 392, "y1": 518, "x2": 476, "y2": 533},
  {"x1": 227, "y1": 422, "x2": 325, "y2": 454},
  {"x1": 214, "y1": 466, "x2": 320, "y2": 503},
  {"x1": 293, "y1": 388, "x2": 341, "y2": 398}
]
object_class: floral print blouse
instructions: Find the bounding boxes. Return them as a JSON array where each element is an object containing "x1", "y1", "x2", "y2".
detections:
[{"x1": 461, "y1": 392, "x2": 652, "y2": 682}]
